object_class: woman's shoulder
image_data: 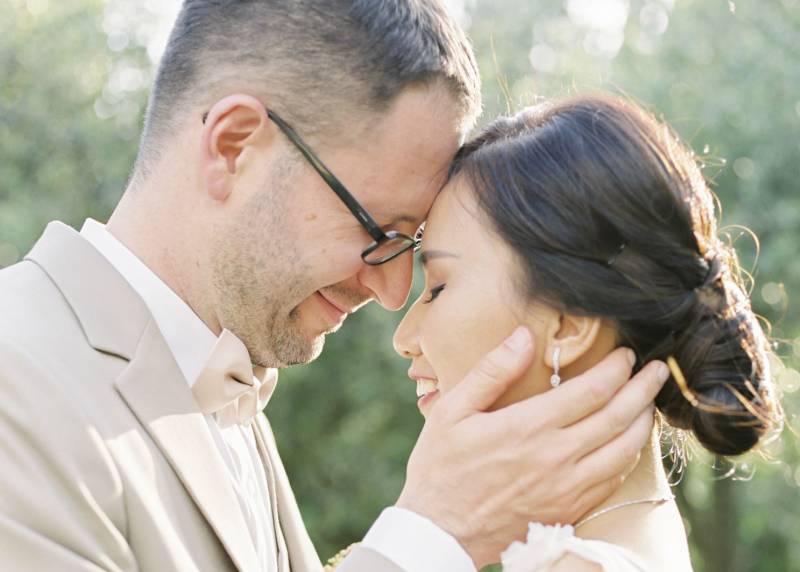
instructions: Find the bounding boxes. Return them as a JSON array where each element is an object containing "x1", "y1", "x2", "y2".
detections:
[
  {"x1": 575, "y1": 500, "x2": 693, "y2": 572},
  {"x1": 501, "y1": 500, "x2": 694, "y2": 572}
]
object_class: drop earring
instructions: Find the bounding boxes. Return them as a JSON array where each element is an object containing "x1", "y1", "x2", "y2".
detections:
[{"x1": 550, "y1": 347, "x2": 561, "y2": 388}]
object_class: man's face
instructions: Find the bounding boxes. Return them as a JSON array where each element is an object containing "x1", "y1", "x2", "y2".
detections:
[{"x1": 210, "y1": 85, "x2": 466, "y2": 367}]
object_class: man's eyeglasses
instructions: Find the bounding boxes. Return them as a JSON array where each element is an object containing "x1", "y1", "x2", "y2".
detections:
[{"x1": 203, "y1": 108, "x2": 418, "y2": 265}]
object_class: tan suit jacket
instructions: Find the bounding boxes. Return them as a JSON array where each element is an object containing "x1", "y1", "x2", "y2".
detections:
[{"x1": 0, "y1": 222, "x2": 400, "y2": 571}]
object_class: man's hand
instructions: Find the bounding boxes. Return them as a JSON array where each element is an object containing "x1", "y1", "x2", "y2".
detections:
[{"x1": 395, "y1": 326, "x2": 670, "y2": 568}]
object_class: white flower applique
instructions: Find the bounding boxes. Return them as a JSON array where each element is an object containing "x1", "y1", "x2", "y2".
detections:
[
  {"x1": 500, "y1": 522, "x2": 649, "y2": 572},
  {"x1": 501, "y1": 523, "x2": 577, "y2": 572}
]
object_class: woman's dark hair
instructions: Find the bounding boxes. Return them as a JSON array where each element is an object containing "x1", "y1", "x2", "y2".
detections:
[{"x1": 450, "y1": 94, "x2": 781, "y2": 457}]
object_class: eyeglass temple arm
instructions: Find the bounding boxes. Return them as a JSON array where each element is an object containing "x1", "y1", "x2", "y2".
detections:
[{"x1": 266, "y1": 110, "x2": 387, "y2": 243}]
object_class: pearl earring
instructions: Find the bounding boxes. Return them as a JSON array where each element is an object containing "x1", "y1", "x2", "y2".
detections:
[{"x1": 550, "y1": 347, "x2": 561, "y2": 388}]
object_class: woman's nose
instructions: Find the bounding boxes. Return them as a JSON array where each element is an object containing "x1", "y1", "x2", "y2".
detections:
[{"x1": 393, "y1": 300, "x2": 422, "y2": 358}]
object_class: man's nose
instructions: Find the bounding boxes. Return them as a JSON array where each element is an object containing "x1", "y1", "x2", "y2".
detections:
[{"x1": 358, "y1": 250, "x2": 414, "y2": 311}]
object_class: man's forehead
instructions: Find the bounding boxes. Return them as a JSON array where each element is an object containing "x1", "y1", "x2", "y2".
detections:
[
  {"x1": 367, "y1": 173, "x2": 444, "y2": 227},
  {"x1": 358, "y1": 87, "x2": 464, "y2": 227}
]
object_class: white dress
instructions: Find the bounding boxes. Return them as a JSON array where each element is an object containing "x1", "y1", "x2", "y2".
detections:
[{"x1": 501, "y1": 523, "x2": 648, "y2": 572}]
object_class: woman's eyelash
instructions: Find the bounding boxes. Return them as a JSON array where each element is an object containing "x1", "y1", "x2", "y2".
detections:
[{"x1": 423, "y1": 284, "x2": 445, "y2": 304}]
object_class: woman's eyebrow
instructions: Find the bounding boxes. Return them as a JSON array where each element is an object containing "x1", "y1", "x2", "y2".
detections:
[
  {"x1": 384, "y1": 213, "x2": 418, "y2": 227},
  {"x1": 377, "y1": 213, "x2": 419, "y2": 232},
  {"x1": 419, "y1": 249, "x2": 460, "y2": 267}
]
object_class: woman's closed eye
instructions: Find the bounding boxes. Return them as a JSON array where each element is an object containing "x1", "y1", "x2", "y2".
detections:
[{"x1": 423, "y1": 284, "x2": 446, "y2": 304}]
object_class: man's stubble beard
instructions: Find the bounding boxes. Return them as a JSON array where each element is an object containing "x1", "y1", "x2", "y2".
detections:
[{"x1": 209, "y1": 166, "x2": 325, "y2": 369}]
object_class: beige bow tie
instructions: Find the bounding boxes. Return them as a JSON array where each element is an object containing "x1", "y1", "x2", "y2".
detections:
[{"x1": 192, "y1": 329, "x2": 278, "y2": 428}]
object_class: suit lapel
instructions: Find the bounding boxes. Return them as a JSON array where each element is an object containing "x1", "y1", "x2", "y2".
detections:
[
  {"x1": 116, "y1": 320, "x2": 259, "y2": 572},
  {"x1": 251, "y1": 422, "x2": 290, "y2": 572},
  {"x1": 25, "y1": 221, "x2": 149, "y2": 358},
  {"x1": 25, "y1": 221, "x2": 259, "y2": 571},
  {"x1": 253, "y1": 415, "x2": 323, "y2": 572}
]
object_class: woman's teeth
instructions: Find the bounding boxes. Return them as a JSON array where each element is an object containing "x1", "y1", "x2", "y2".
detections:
[{"x1": 416, "y1": 379, "x2": 439, "y2": 397}]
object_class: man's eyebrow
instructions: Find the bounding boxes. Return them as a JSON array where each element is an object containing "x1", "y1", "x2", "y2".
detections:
[{"x1": 419, "y1": 249, "x2": 459, "y2": 267}]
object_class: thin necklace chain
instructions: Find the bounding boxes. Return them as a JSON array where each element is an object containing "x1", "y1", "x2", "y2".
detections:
[{"x1": 574, "y1": 493, "x2": 676, "y2": 530}]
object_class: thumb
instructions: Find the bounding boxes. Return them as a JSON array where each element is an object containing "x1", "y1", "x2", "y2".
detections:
[{"x1": 443, "y1": 326, "x2": 535, "y2": 419}]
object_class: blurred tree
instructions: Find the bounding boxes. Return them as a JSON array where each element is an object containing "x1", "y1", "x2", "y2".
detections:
[{"x1": 0, "y1": 0, "x2": 149, "y2": 263}]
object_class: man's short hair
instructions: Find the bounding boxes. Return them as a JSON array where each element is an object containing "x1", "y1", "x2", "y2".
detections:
[{"x1": 135, "y1": 0, "x2": 481, "y2": 175}]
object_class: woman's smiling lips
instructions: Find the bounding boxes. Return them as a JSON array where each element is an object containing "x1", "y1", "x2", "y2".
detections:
[{"x1": 409, "y1": 370, "x2": 440, "y2": 412}]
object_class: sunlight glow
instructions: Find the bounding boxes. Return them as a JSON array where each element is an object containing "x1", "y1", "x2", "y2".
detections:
[
  {"x1": 566, "y1": 0, "x2": 630, "y2": 32},
  {"x1": 105, "y1": 0, "x2": 181, "y2": 63},
  {"x1": 566, "y1": 0, "x2": 630, "y2": 59}
]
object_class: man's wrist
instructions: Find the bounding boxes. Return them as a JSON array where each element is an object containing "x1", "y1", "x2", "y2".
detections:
[{"x1": 361, "y1": 506, "x2": 476, "y2": 572}]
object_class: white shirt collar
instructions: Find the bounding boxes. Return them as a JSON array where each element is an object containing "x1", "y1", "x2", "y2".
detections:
[{"x1": 80, "y1": 218, "x2": 216, "y2": 388}]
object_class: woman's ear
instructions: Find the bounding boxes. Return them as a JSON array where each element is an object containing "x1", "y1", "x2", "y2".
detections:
[
  {"x1": 542, "y1": 313, "x2": 603, "y2": 369},
  {"x1": 200, "y1": 94, "x2": 272, "y2": 201}
]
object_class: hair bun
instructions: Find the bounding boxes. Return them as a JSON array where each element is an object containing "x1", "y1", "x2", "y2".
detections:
[
  {"x1": 693, "y1": 257, "x2": 727, "y2": 315},
  {"x1": 655, "y1": 270, "x2": 773, "y2": 456}
]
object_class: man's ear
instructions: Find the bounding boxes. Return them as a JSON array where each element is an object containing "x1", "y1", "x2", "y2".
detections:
[
  {"x1": 542, "y1": 313, "x2": 603, "y2": 369},
  {"x1": 200, "y1": 94, "x2": 271, "y2": 201}
]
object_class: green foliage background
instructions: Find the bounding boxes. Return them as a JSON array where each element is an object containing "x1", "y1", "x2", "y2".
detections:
[{"x1": 1, "y1": 1, "x2": 798, "y2": 570}]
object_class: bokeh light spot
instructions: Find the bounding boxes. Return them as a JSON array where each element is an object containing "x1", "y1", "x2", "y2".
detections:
[
  {"x1": 567, "y1": 0, "x2": 630, "y2": 31},
  {"x1": 733, "y1": 156, "x2": 755, "y2": 179},
  {"x1": 777, "y1": 368, "x2": 800, "y2": 394},
  {"x1": 639, "y1": 4, "x2": 669, "y2": 36},
  {"x1": 761, "y1": 282, "x2": 785, "y2": 306},
  {"x1": 529, "y1": 43, "x2": 558, "y2": 73},
  {"x1": 107, "y1": 31, "x2": 130, "y2": 53}
]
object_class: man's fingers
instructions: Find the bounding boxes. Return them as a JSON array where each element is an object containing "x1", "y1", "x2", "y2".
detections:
[
  {"x1": 565, "y1": 360, "x2": 669, "y2": 457},
  {"x1": 574, "y1": 403, "x2": 656, "y2": 484},
  {"x1": 523, "y1": 347, "x2": 635, "y2": 428},
  {"x1": 442, "y1": 326, "x2": 535, "y2": 420}
]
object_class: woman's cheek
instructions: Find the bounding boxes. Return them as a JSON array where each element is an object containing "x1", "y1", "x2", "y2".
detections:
[
  {"x1": 420, "y1": 304, "x2": 465, "y2": 394},
  {"x1": 424, "y1": 311, "x2": 487, "y2": 394},
  {"x1": 447, "y1": 306, "x2": 524, "y2": 393}
]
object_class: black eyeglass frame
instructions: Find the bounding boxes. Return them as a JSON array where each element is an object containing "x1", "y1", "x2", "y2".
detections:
[
  {"x1": 267, "y1": 110, "x2": 419, "y2": 265},
  {"x1": 202, "y1": 108, "x2": 417, "y2": 265}
]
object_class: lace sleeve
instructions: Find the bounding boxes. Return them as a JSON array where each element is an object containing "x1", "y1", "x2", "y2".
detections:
[{"x1": 501, "y1": 523, "x2": 649, "y2": 572}]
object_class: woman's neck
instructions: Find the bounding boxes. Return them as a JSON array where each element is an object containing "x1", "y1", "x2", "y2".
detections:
[
  {"x1": 558, "y1": 335, "x2": 673, "y2": 524},
  {"x1": 576, "y1": 425, "x2": 673, "y2": 529}
]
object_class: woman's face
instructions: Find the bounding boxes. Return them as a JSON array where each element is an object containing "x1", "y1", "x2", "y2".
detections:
[{"x1": 393, "y1": 178, "x2": 558, "y2": 416}]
